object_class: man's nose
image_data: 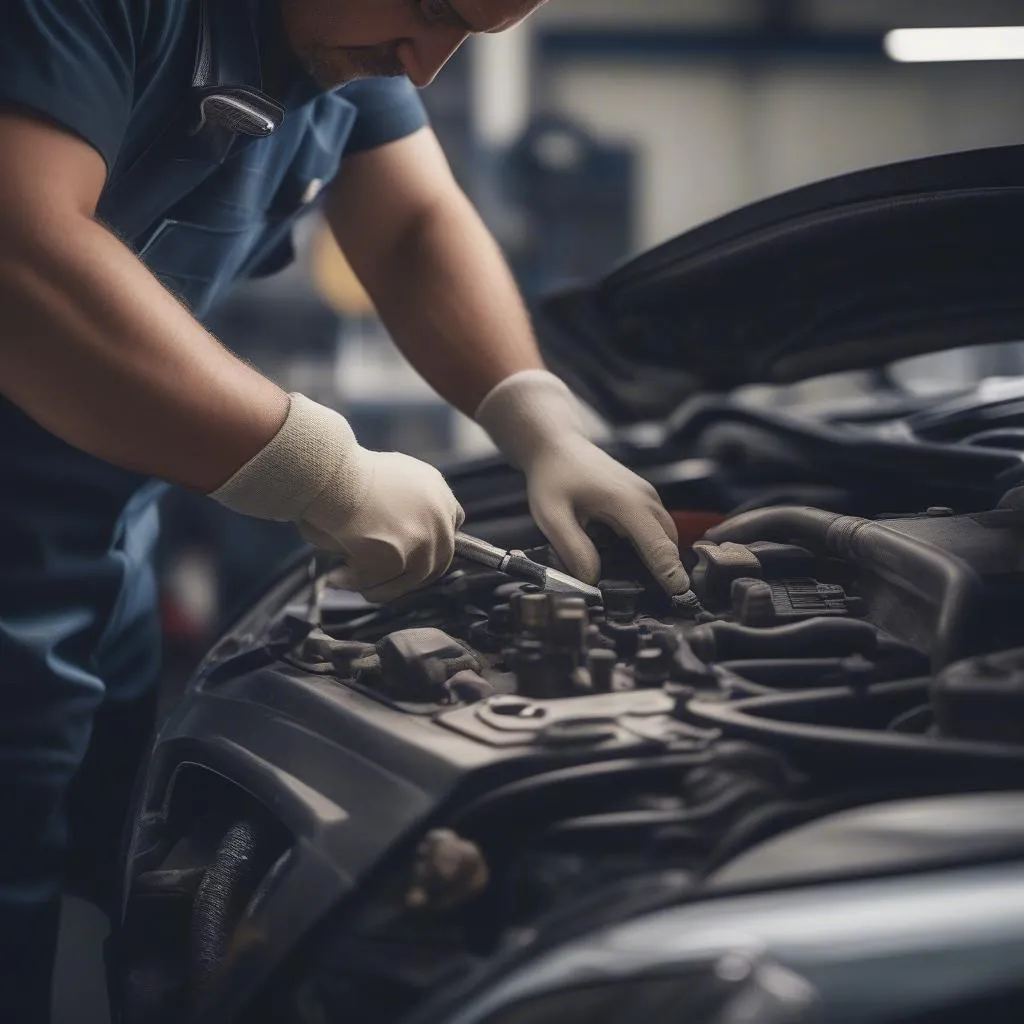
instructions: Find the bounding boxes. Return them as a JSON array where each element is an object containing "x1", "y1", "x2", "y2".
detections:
[{"x1": 397, "y1": 28, "x2": 470, "y2": 88}]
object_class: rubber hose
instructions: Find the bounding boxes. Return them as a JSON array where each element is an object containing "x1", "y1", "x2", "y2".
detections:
[
  {"x1": 689, "y1": 617, "x2": 878, "y2": 662},
  {"x1": 705, "y1": 505, "x2": 844, "y2": 546},
  {"x1": 189, "y1": 819, "x2": 269, "y2": 996},
  {"x1": 705, "y1": 506, "x2": 981, "y2": 668}
]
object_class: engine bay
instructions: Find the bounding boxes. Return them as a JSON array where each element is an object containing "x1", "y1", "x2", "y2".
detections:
[
  {"x1": 119, "y1": 499, "x2": 1024, "y2": 1024},
  {"x1": 111, "y1": 142, "x2": 1024, "y2": 1024},
  {"x1": 289, "y1": 502, "x2": 1024, "y2": 750}
]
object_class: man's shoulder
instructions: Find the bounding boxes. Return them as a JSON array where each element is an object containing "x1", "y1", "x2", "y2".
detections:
[
  {"x1": 0, "y1": 0, "x2": 196, "y2": 172},
  {"x1": 33, "y1": 0, "x2": 193, "y2": 63}
]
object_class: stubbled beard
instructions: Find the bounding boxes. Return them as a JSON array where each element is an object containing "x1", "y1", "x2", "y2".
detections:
[{"x1": 299, "y1": 44, "x2": 405, "y2": 88}]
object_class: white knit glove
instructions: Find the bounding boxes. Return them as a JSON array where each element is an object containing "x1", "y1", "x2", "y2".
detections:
[
  {"x1": 475, "y1": 370, "x2": 689, "y2": 594},
  {"x1": 210, "y1": 393, "x2": 464, "y2": 603}
]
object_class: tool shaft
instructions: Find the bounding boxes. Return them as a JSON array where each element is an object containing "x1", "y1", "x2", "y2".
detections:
[
  {"x1": 454, "y1": 532, "x2": 602, "y2": 601},
  {"x1": 454, "y1": 533, "x2": 512, "y2": 572}
]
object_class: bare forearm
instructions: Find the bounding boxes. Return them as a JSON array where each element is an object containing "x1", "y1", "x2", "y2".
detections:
[
  {"x1": 0, "y1": 213, "x2": 288, "y2": 492},
  {"x1": 355, "y1": 192, "x2": 544, "y2": 416}
]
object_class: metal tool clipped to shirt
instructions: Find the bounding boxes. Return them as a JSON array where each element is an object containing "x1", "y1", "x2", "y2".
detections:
[
  {"x1": 188, "y1": 0, "x2": 284, "y2": 141},
  {"x1": 454, "y1": 532, "x2": 604, "y2": 603}
]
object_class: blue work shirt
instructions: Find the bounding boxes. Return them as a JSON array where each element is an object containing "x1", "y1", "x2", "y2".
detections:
[
  {"x1": 0, "y1": 0, "x2": 430, "y2": 496},
  {"x1": 0, "y1": 7, "x2": 434, "y2": 990},
  {"x1": 0, "y1": 0, "x2": 430, "y2": 648},
  {"x1": 0, "y1": 0, "x2": 429, "y2": 319}
]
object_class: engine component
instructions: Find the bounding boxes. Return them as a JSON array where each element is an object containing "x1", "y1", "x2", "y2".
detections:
[
  {"x1": 688, "y1": 618, "x2": 877, "y2": 663},
  {"x1": 404, "y1": 829, "x2": 490, "y2": 911},
  {"x1": 115, "y1": 497, "x2": 1024, "y2": 1024},
  {"x1": 599, "y1": 580, "x2": 645, "y2": 620},
  {"x1": 690, "y1": 540, "x2": 763, "y2": 608},
  {"x1": 587, "y1": 648, "x2": 618, "y2": 693},
  {"x1": 753, "y1": 578, "x2": 862, "y2": 623},
  {"x1": 375, "y1": 628, "x2": 484, "y2": 704},
  {"x1": 933, "y1": 648, "x2": 1024, "y2": 745},
  {"x1": 705, "y1": 506, "x2": 986, "y2": 669},
  {"x1": 190, "y1": 819, "x2": 279, "y2": 999}
]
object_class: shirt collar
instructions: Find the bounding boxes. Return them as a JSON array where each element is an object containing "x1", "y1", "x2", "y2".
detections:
[{"x1": 200, "y1": 0, "x2": 263, "y2": 91}]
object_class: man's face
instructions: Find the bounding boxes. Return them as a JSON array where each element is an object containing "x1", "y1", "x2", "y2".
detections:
[{"x1": 279, "y1": 0, "x2": 547, "y2": 90}]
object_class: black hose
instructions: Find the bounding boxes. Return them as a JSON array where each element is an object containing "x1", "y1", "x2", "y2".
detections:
[
  {"x1": 704, "y1": 505, "x2": 844, "y2": 546},
  {"x1": 683, "y1": 686, "x2": 1024, "y2": 776},
  {"x1": 718, "y1": 658, "x2": 873, "y2": 688},
  {"x1": 705, "y1": 506, "x2": 983, "y2": 669},
  {"x1": 189, "y1": 819, "x2": 272, "y2": 998},
  {"x1": 689, "y1": 617, "x2": 878, "y2": 662}
]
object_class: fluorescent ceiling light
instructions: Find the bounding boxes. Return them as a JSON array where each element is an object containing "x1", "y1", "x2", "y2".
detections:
[{"x1": 884, "y1": 26, "x2": 1024, "y2": 62}]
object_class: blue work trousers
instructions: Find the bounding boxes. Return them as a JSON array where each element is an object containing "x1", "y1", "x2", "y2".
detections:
[{"x1": 0, "y1": 403, "x2": 167, "y2": 1023}]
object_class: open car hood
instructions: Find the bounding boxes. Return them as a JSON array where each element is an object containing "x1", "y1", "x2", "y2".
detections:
[{"x1": 535, "y1": 144, "x2": 1024, "y2": 425}]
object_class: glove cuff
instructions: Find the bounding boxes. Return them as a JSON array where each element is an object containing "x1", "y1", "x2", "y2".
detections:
[
  {"x1": 209, "y1": 393, "x2": 364, "y2": 522},
  {"x1": 474, "y1": 369, "x2": 584, "y2": 471}
]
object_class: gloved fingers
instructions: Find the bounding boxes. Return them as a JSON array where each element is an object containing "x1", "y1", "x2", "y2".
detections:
[
  {"x1": 323, "y1": 564, "x2": 373, "y2": 599},
  {"x1": 533, "y1": 500, "x2": 602, "y2": 584},
  {"x1": 608, "y1": 465, "x2": 679, "y2": 543},
  {"x1": 429, "y1": 511, "x2": 458, "y2": 585},
  {"x1": 360, "y1": 531, "x2": 452, "y2": 600},
  {"x1": 297, "y1": 524, "x2": 383, "y2": 599},
  {"x1": 648, "y1": 496, "x2": 680, "y2": 546},
  {"x1": 365, "y1": 498, "x2": 461, "y2": 595},
  {"x1": 298, "y1": 521, "x2": 346, "y2": 555},
  {"x1": 360, "y1": 549, "x2": 453, "y2": 603},
  {"x1": 361, "y1": 575, "x2": 426, "y2": 604},
  {"x1": 298, "y1": 529, "x2": 406, "y2": 601},
  {"x1": 593, "y1": 506, "x2": 690, "y2": 595},
  {"x1": 336, "y1": 562, "x2": 429, "y2": 604},
  {"x1": 415, "y1": 496, "x2": 460, "y2": 584},
  {"x1": 298, "y1": 524, "x2": 375, "y2": 597}
]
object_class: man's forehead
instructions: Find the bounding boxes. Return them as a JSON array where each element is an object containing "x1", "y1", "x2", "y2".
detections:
[{"x1": 455, "y1": 0, "x2": 547, "y2": 34}]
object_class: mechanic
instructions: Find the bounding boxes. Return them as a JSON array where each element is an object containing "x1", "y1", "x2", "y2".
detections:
[{"x1": 0, "y1": 0, "x2": 688, "y2": 1018}]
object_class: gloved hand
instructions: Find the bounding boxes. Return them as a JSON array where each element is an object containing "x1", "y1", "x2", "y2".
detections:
[
  {"x1": 210, "y1": 393, "x2": 464, "y2": 602},
  {"x1": 475, "y1": 370, "x2": 690, "y2": 594}
]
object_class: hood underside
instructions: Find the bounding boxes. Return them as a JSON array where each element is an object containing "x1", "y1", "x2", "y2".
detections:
[{"x1": 535, "y1": 144, "x2": 1024, "y2": 425}]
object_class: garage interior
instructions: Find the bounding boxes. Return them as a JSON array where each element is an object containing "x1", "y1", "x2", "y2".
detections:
[{"x1": 35, "y1": 2, "x2": 1024, "y2": 1022}]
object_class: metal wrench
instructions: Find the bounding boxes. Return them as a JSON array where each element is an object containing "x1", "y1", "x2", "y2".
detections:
[{"x1": 454, "y1": 532, "x2": 603, "y2": 602}]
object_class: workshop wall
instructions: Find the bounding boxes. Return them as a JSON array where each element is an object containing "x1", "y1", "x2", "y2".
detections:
[
  {"x1": 535, "y1": 0, "x2": 1024, "y2": 31},
  {"x1": 811, "y1": 0, "x2": 1024, "y2": 29},
  {"x1": 533, "y1": 0, "x2": 1024, "y2": 249},
  {"x1": 533, "y1": 0, "x2": 757, "y2": 28},
  {"x1": 545, "y1": 59, "x2": 1024, "y2": 250}
]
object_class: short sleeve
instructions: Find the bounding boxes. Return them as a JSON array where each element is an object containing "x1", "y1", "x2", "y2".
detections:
[
  {"x1": 339, "y1": 77, "x2": 431, "y2": 156},
  {"x1": 0, "y1": 0, "x2": 141, "y2": 172}
]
